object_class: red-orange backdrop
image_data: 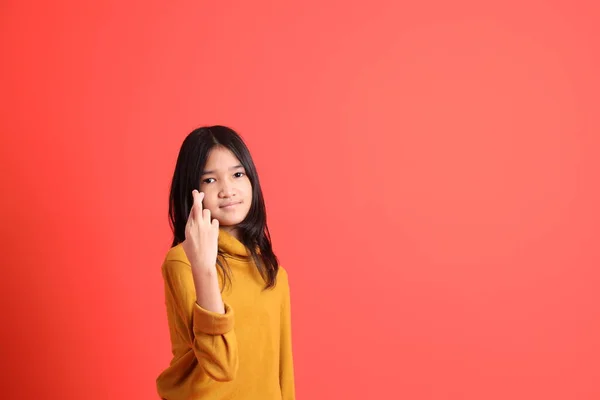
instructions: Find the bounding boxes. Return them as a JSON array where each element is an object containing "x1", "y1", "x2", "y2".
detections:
[{"x1": 1, "y1": 1, "x2": 599, "y2": 399}]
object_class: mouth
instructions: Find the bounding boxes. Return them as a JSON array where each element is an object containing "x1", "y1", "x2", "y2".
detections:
[{"x1": 220, "y1": 201, "x2": 242, "y2": 209}]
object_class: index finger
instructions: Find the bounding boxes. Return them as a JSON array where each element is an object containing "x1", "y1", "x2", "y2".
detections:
[{"x1": 192, "y1": 190, "x2": 205, "y2": 209}]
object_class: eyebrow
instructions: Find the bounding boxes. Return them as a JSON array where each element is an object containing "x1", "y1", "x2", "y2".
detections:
[{"x1": 202, "y1": 164, "x2": 244, "y2": 175}]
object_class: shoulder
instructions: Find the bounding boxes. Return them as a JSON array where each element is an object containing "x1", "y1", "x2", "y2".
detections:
[
  {"x1": 161, "y1": 243, "x2": 191, "y2": 275},
  {"x1": 277, "y1": 265, "x2": 289, "y2": 279},
  {"x1": 165, "y1": 243, "x2": 189, "y2": 263},
  {"x1": 276, "y1": 266, "x2": 290, "y2": 288}
]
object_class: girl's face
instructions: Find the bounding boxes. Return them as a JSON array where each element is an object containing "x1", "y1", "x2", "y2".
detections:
[{"x1": 199, "y1": 146, "x2": 253, "y2": 236}]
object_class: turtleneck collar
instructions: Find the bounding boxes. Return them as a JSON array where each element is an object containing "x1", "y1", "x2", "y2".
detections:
[{"x1": 218, "y1": 228, "x2": 249, "y2": 258}]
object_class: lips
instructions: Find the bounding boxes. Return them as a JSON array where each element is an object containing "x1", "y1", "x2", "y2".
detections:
[{"x1": 220, "y1": 201, "x2": 241, "y2": 209}]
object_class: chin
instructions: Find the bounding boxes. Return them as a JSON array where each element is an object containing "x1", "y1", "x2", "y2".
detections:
[{"x1": 218, "y1": 218, "x2": 245, "y2": 227}]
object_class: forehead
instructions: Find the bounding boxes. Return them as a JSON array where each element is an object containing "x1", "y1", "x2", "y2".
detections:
[{"x1": 204, "y1": 146, "x2": 242, "y2": 169}]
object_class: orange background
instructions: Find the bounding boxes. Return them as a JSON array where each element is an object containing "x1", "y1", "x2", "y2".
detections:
[{"x1": 1, "y1": 1, "x2": 599, "y2": 399}]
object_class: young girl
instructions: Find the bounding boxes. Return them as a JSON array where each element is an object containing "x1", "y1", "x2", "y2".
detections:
[{"x1": 156, "y1": 126, "x2": 295, "y2": 400}]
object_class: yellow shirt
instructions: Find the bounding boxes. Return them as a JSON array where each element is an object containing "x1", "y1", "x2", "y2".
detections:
[{"x1": 156, "y1": 229, "x2": 295, "y2": 400}]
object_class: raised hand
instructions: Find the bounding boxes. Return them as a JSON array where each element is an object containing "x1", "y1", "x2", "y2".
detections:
[{"x1": 182, "y1": 190, "x2": 220, "y2": 271}]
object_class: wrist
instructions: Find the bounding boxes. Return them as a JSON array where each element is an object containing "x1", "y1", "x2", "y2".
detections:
[
  {"x1": 191, "y1": 260, "x2": 216, "y2": 272},
  {"x1": 191, "y1": 263, "x2": 219, "y2": 285}
]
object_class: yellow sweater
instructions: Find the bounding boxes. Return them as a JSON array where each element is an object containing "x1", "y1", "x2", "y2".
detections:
[{"x1": 156, "y1": 229, "x2": 295, "y2": 400}]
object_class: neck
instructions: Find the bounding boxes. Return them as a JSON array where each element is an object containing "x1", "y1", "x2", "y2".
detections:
[
  {"x1": 218, "y1": 227, "x2": 249, "y2": 257},
  {"x1": 221, "y1": 225, "x2": 240, "y2": 241}
]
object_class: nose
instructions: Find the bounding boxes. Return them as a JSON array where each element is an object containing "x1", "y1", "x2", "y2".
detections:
[{"x1": 218, "y1": 179, "x2": 235, "y2": 198}]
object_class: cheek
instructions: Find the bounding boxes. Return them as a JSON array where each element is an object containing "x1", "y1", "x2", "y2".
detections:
[
  {"x1": 243, "y1": 183, "x2": 253, "y2": 201},
  {"x1": 242, "y1": 178, "x2": 252, "y2": 193},
  {"x1": 200, "y1": 189, "x2": 219, "y2": 212},
  {"x1": 205, "y1": 201, "x2": 219, "y2": 214}
]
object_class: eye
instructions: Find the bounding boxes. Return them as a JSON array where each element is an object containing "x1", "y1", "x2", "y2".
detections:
[
  {"x1": 234, "y1": 172, "x2": 245, "y2": 178},
  {"x1": 203, "y1": 178, "x2": 216, "y2": 184}
]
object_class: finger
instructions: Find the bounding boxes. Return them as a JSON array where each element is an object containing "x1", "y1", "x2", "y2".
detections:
[
  {"x1": 212, "y1": 218, "x2": 219, "y2": 229},
  {"x1": 191, "y1": 191, "x2": 205, "y2": 222},
  {"x1": 185, "y1": 212, "x2": 196, "y2": 241},
  {"x1": 188, "y1": 191, "x2": 196, "y2": 222},
  {"x1": 185, "y1": 209, "x2": 193, "y2": 238},
  {"x1": 193, "y1": 190, "x2": 205, "y2": 208},
  {"x1": 202, "y1": 208, "x2": 211, "y2": 222},
  {"x1": 186, "y1": 207, "x2": 193, "y2": 226}
]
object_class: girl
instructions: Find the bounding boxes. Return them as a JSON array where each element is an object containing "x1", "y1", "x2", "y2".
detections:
[{"x1": 156, "y1": 126, "x2": 295, "y2": 399}]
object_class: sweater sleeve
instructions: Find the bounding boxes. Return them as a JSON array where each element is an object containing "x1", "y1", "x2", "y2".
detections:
[
  {"x1": 162, "y1": 259, "x2": 239, "y2": 382},
  {"x1": 279, "y1": 268, "x2": 296, "y2": 399}
]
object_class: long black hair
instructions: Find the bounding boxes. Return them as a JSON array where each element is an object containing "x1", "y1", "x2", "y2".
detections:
[{"x1": 168, "y1": 125, "x2": 279, "y2": 289}]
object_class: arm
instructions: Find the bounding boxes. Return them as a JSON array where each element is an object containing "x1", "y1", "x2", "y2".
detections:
[
  {"x1": 162, "y1": 259, "x2": 239, "y2": 382},
  {"x1": 192, "y1": 262, "x2": 225, "y2": 314},
  {"x1": 279, "y1": 268, "x2": 296, "y2": 399}
]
